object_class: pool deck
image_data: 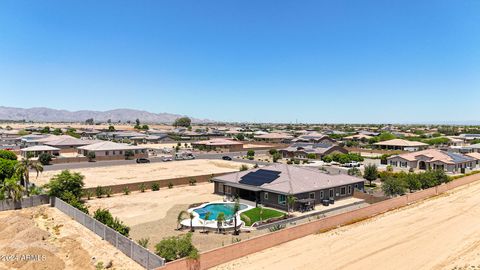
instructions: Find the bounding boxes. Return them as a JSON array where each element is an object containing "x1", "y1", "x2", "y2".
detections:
[{"x1": 180, "y1": 201, "x2": 253, "y2": 230}]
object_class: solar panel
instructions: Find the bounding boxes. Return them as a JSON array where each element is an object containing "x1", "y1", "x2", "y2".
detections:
[{"x1": 239, "y1": 169, "x2": 281, "y2": 186}]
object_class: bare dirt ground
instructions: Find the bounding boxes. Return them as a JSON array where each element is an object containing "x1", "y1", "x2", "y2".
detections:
[
  {"x1": 33, "y1": 159, "x2": 250, "y2": 187},
  {"x1": 214, "y1": 176, "x2": 480, "y2": 270},
  {"x1": 86, "y1": 183, "x2": 263, "y2": 252},
  {"x1": 0, "y1": 206, "x2": 142, "y2": 270}
]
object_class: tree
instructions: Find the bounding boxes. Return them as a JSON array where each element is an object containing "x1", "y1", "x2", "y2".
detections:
[
  {"x1": 52, "y1": 128, "x2": 62, "y2": 135},
  {"x1": 247, "y1": 150, "x2": 255, "y2": 157},
  {"x1": 38, "y1": 153, "x2": 53, "y2": 165},
  {"x1": 40, "y1": 126, "x2": 50, "y2": 134},
  {"x1": 108, "y1": 125, "x2": 115, "y2": 132},
  {"x1": 44, "y1": 170, "x2": 85, "y2": 200},
  {"x1": 141, "y1": 124, "x2": 149, "y2": 130},
  {"x1": 235, "y1": 133, "x2": 245, "y2": 141},
  {"x1": 405, "y1": 173, "x2": 421, "y2": 192},
  {"x1": 272, "y1": 152, "x2": 281, "y2": 162},
  {"x1": 382, "y1": 177, "x2": 406, "y2": 197},
  {"x1": 177, "y1": 210, "x2": 189, "y2": 230},
  {"x1": 216, "y1": 212, "x2": 225, "y2": 233},
  {"x1": 85, "y1": 118, "x2": 94, "y2": 125},
  {"x1": 0, "y1": 159, "x2": 17, "y2": 182},
  {"x1": 155, "y1": 233, "x2": 198, "y2": 262},
  {"x1": 87, "y1": 151, "x2": 96, "y2": 162},
  {"x1": 124, "y1": 150, "x2": 134, "y2": 160},
  {"x1": 287, "y1": 195, "x2": 296, "y2": 213},
  {"x1": 203, "y1": 212, "x2": 211, "y2": 233},
  {"x1": 306, "y1": 153, "x2": 317, "y2": 159},
  {"x1": 363, "y1": 164, "x2": 378, "y2": 185},
  {"x1": 173, "y1": 117, "x2": 191, "y2": 128},
  {"x1": 268, "y1": 149, "x2": 278, "y2": 155},
  {"x1": 135, "y1": 118, "x2": 141, "y2": 127},
  {"x1": 0, "y1": 150, "x2": 17, "y2": 160},
  {"x1": 233, "y1": 198, "x2": 241, "y2": 235},
  {"x1": 0, "y1": 176, "x2": 24, "y2": 201},
  {"x1": 15, "y1": 158, "x2": 43, "y2": 196}
]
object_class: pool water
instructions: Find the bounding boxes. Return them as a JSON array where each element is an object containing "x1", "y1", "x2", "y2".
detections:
[{"x1": 194, "y1": 203, "x2": 248, "y2": 220}]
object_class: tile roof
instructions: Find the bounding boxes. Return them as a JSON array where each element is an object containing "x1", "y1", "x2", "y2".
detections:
[
  {"x1": 374, "y1": 139, "x2": 428, "y2": 147},
  {"x1": 192, "y1": 138, "x2": 242, "y2": 146},
  {"x1": 77, "y1": 141, "x2": 146, "y2": 151},
  {"x1": 389, "y1": 149, "x2": 476, "y2": 164},
  {"x1": 214, "y1": 163, "x2": 363, "y2": 195}
]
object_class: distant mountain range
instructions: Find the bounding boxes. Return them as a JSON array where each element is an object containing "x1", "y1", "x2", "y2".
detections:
[{"x1": 0, "y1": 106, "x2": 212, "y2": 123}]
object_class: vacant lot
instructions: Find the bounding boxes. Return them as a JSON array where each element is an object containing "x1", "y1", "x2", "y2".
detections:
[
  {"x1": 86, "y1": 183, "x2": 264, "y2": 252},
  {"x1": 0, "y1": 206, "x2": 142, "y2": 270},
  {"x1": 33, "y1": 159, "x2": 250, "y2": 187},
  {"x1": 214, "y1": 176, "x2": 480, "y2": 270}
]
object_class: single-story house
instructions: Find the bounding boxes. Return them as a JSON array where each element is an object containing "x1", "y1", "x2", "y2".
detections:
[
  {"x1": 77, "y1": 141, "x2": 147, "y2": 159},
  {"x1": 212, "y1": 164, "x2": 364, "y2": 211},
  {"x1": 20, "y1": 145, "x2": 60, "y2": 158},
  {"x1": 191, "y1": 138, "x2": 243, "y2": 152},
  {"x1": 373, "y1": 139, "x2": 428, "y2": 151},
  {"x1": 254, "y1": 133, "x2": 294, "y2": 144},
  {"x1": 291, "y1": 132, "x2": 335, "y2": 144},
  {"x1": 387, "y1": 149, "x2": 477, "y2": 173},
  {"x1": 343, "y1": 134, "x2": 373, "y2": 142},
  {"x1": 130, "y1": 135, "x2": 166, "y2": 144},
  {"x1": 455, "y1": 134, "x2": 480, "y2": 142},
  {"x1": 279, "y1": 143, "x2": 348, "y2": 160},
  {"x1": 42, "y1": 135, "x2": 93, "y2": 150}
]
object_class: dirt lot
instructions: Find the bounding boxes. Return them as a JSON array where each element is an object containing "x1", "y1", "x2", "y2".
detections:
[
  {"x1": 214, "y1": 176, "x2": 480, "y2": 270},
  {"x1": 32, "y1": 159, "x2": 251, "y2": 187},
  {"x1": 0, "y1": 206, "x2": 142, "y2": 270},
  {"x1": 86, "y1": 183, "x2": 263, "y2": 252}
]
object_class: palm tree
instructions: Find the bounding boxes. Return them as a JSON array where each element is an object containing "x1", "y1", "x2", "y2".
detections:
[
  {"x1": 216, "y1": 212, "x2": 225, "y2": 233},
  {"x1": 15, "y1": 158, "x2": 43, "y2": 196},
  {"x1": 1, "y1": 176, "x2": 24, "y2": 202},
  {"x1": 233, "y1": 198, "x2": 241, "y2": 235},
  {"x1": 287, "y1": 195, "x2": 297, "y2": 213},
  {"x1": 189, "y1": 212, "x2": 195, "y2": 232},
  {"x1": 203, "y1": 212, "x2": 211, "y2": 233},
  {"x1": 177, "y1": 210, "x2": 189, "y2": 230}
]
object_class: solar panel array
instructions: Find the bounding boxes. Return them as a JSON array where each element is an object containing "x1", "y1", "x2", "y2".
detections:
[{"x1": 239, "y1": 169, "x2": 281, "y2": 186}]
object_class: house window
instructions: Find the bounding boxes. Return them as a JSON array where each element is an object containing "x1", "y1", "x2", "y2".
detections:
[
  {"x1": 113, "y1": 151, "x2": 116, "y2": 155},
  {"x1": 278, "y1": 195, "x2": 286, "y2": 205},
  {"x1": 320, "y1": 191, "x2": 324, "y2": 199},
  {"x1": 119, "y1": 150, "x2": 123, "y2": 155},
  {"x1": 225, "y1": 186, "x2": 232, "y2": 195},
  {"x1": 264, "y1": 192, "x2": 269, "y2": 200},
  {"x1": 340, "y1": 187, "x2": 346, "y2": 195},
  {"x1": 354, "y1": 184, "x2": 358, "y2": 189},
  {"x1": 105, "y1": 151, "x2": 109, "y2": 156},
  {"x1": 329, "y1": 189, "x2": 334, "y2": 199},
  {"x1": 217, "y1": 183, "x2": 224, "y2": 193},
  {"x1": 309, "y1": 192, "x2": 315, "y2": 199},
  {"x1": 348, "y1": 185, "x2": 352, "y2": 194}
]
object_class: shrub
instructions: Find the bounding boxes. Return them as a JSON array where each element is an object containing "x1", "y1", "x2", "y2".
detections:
[
  {"x1": 123, "y1": 186, "x2": 130, "y2": 195},
  {"x1": 240, "y1": 164, "x2": 249, "y2": 171},
  {"x1": 45, "y1": 170, "x2": 85, "y2": 200},
  {"x1": 139, "y1": 183, "x2": 146, "y2": 192},
  {"x1": 87, "y1": 152, "x2": 96, "y2": 162},
  {"x1": 124, "y1": 150, "x2": 134, "y2": 160},
  {"x1": 84, "y1": 190, "x2": 93, "y2": 200},
  {"x1": 268, "y1": 224, "x2": 286, "y2": 232},
  {"x1": 247, "y1": 156, "x2": 254, "y2": 160},
  {"x1": 38, "y1": 153, "x2": 53, "y2": 165},
  {"x1": 268, "y1": 149, "x2": 278, "y2": 155},
  {"x1": 168, "y1": 182, "x2": 173, "y2": 189},
  {"x1": 188, "y1": 178, "x2": 196, "y2": 186},
  {"x1": 0, "y1": 150, "x2": 17, "y2": 160},
  {"x1": 151, "y1": 183, "x2": 160, "y2": 191},
  {"x1": 105, "y1": 188, "x2": 112, "y2": 197},
  {"x1": 382, "y1": 177, "x2": 407, "y2": 197},
  {"x1": 94, "y1": 208, "x2": 130, "y2": 236},
  {"x1": 95, "y1": 186, "x2": 104, "y2": 198},
  {"x1": 272, "y1": 152, "x2": 281, "y2": 162},
  {"x1": 138, "y1": 237, "x2": 150, "y2": 248},
  {"x1": 306, "y1": 153, "x2": 317, "y2": 159},
  {"x1": 247, "y1": 150, "x2": 255, "y2": 157},
  {"x1": 155, "y1": 233, "x2": 198, "y2": 262},
  {"x1": 294, "y1": 160, "x2": 300, "y2": 165},
  {"x1": 287, "y1": 160, "x2": 293, "y2": 164}
]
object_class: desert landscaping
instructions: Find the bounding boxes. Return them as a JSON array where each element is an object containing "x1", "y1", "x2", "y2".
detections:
[
  {"x1": 0, "y1": 206, "x2": 142, "y2": 270},
  {"x1": 33, "y1": 160, "x2": 251, "y2": 187},
  {"x1": 213, "y1": 175, "x2": 480, "y2": 270}
]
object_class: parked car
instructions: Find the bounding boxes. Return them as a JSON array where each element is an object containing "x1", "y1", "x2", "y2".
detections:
[
  {"x1": 162, "y1": 156, "x2": 173, "y2": 162},
  {"x1": 136, "y1": 158, "x2": 150, "y2": 163},
  {"x1": 222, "y1": 156, "x2": 232, "y2": 161},
  {"x1": 343, "y1": 162, "x2": 361, "y2": 168}
]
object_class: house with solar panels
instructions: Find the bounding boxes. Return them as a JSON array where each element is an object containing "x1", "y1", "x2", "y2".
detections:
[
  {"x1": 387, "y1": 149, "x2": 478, "y2": 173},
  {"x1": 212, "y1": 164, "x2": 364, "y2": 211}
]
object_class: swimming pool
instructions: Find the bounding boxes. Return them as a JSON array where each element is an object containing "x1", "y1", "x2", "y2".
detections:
[{"x1": 193, "y1": 203, "x2": 248, "y2": 220}]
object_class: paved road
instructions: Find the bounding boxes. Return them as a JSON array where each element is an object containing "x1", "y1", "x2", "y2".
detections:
[{"x1": 43, "y1": 150, "x2": 269, "y2": 171}]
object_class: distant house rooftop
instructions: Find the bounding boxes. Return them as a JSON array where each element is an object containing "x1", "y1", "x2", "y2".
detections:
[
  {"x1": 374, "y1": 139, "x2": 428, "y2": 147},
  {"x1": 77, "y1": 141, "x2": 146, "y2": 151}
]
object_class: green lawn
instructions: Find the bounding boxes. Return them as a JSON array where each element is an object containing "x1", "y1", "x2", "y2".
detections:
[{"x1": 240, "y1": 207, "x2": 285, "y2": 226}]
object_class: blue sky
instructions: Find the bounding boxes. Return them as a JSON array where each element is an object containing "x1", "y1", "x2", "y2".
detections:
[{"x1": 0, "y1": 1, "x2": 479, "y2": 123}]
